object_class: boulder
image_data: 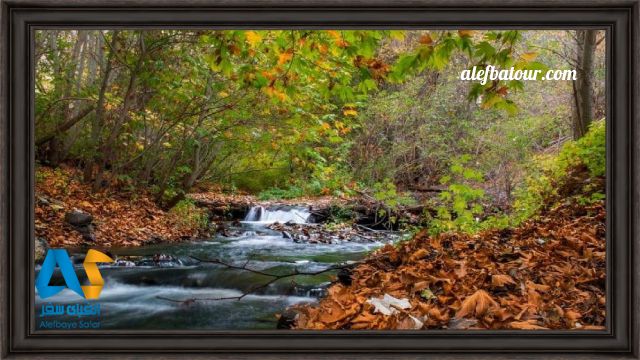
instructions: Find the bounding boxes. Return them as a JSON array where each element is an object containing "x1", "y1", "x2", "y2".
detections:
[
  {"x1": 34, "y1": 237, "x2": 49, "y2": 263},
  {"x1": 276, "y1": 309, "x2": 298, "y2": 329},
  {"x1": 64, "y1": 210, "x2": 93, "y2": 227},
  {"x1": 337, "y1": 267, "x2": 353, "y2": 286}
]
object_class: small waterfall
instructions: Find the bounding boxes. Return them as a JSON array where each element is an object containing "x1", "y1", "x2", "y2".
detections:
[
  {"x1": 243, "y1": 205, "x2": 311, "y2": 224},
  {"x1": 244, "y1": 206, "x2": 264, "y2": 221}
]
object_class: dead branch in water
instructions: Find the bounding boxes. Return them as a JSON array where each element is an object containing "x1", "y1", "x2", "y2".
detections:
[{"x1": 156, "y1": 255, "x2": 360, "y2": 304}]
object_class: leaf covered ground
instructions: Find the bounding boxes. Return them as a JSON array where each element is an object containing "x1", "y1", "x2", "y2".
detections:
[
  {"x1": 35, "y1": 165, "x2": 203, "y2": 247},
  {"x1": 293, "y1": 200, "x2": 606, "y2": 330}
]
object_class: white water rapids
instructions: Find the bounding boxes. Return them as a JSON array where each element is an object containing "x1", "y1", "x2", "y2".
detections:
[{"x1": 243, "y1": 205, "x2": 311, "y2": 224}]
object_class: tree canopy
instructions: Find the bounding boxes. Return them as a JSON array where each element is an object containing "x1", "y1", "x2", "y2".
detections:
[{"x1": 35, "y1": 30, "x2": 604, "y2": 214}]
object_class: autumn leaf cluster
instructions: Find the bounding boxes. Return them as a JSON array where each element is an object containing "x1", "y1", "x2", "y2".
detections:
[
  {"x1": 35, "y1": 165, "x2": 204, "y2": 247},
  {"x1": 294, "y1": 200, "x2": 606, "y2": 330}
]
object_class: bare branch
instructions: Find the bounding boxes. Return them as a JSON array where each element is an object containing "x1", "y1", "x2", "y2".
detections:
[{"x1": 156, "y1": 255, "x2": 359, "y2": 304}]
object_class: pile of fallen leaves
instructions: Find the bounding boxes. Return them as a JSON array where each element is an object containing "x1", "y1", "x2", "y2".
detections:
[
  {"x1": 36, "y1": 165, "x2": 203, "y2": 247},
  {"x1": 293, "y1": 200, "x2": 606, "y2": 330}
]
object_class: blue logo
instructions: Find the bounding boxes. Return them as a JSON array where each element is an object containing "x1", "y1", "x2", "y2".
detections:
[{"x1": 36, "y1": 249, "x2": 113, "y2": 299}]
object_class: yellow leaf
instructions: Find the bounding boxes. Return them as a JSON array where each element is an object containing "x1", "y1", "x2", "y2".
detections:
[
  {"x1": 218, "y1": 91, "x2": 229, "y2": 98},
  {"x1": 245, "y1": 31, "x2": 262, "y2": 47},
  {"x1": 263, "y1": 86, "x2": 287, "y2": 102},
  {"x1": 343, "y1": 109, "x2": 358, "y2": 117},
  {"x1": 278, "y1": 50, "x2": 293, "y2": 65},
  {"x1": 326, "y1": 30, "x2": 341, "y2": 40},
  {"x1": 520, "y1": 51, "x2": 538, "y2": 62},
  {"x1": 320, "y1": 122, "x2": 331, "y2": 130},
  {"x1": 481, "y1": 94, "x2": 502, "y2": 109}
]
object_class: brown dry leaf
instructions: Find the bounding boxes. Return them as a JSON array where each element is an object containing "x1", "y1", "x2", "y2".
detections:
[
  {"x1": 527, "y1": 287, "x2": 542, "y2": 309},
  {"x1": 418, "y1": 34, "x2": 433, "y2": 45},
  {"x1": 412, "y1": 281, "x2": 430, "y2": 293},
  {"x1": 409, "y1": 248, "x2": 429, "y2": 263},
  {"x1": 581, "y1": 325, "x2": 606, "y2": 330},
  {"x1": 318, "y1": 303, "x2": 348, "y2": 324},
  {"x1": 509, "y1": 320, "x2": 549, "y2": 330},
  {"x1": 428, "y1": 307, "x2": 449, "y2": 322},
  {"x1": 454, "y1": 261, "x2": 467, "y2": 279},
  {"x1": 491, "y1": 274, "x2": 516, "y2": 287},
  {"x1": 527, "y1": 281, "x2": 551, "y2": 292},
  {"x1": 456, "y1": 290, "x2": 499, "y2": 318},
  {"x1": 351, "y1": 311, "x2": 377, "y2": 324}
]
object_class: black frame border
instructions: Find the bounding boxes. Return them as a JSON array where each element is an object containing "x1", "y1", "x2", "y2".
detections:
[{"x1": 0, "y1": 1, "x2": 638, "y2": 357}]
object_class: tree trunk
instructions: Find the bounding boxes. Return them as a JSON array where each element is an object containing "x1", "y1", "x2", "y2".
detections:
[
  {"x1": 572, "y1": 29, "x2": 597, "y2": 140},
  {"x1": 93, "y1": 31, "x2": 145, "y2": 190},
  {"x1": 84, "y1": 31, "x2": 117, "y2": 184},
  {"x1": 36, "y1": 105, "x2": 95, "y2": 146}
]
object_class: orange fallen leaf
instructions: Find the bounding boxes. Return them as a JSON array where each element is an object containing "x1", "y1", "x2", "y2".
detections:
[
  {"x1": 456, "y1": 290, "x2": 499, "y2": 318},
  {"x1": 491, "y1": 274, "x2": 516, "y2": 287},
  {"x1": 509, "y1": 320, "x2": 549, "y2": 330}
]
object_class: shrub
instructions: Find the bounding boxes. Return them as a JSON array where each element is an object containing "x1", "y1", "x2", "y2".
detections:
[
  {"x1": 370, "y1": 179, "x2": 416, "y2": 229},
  {"x1": 511, "y1": 119, "x2": 605, "y2": 221},
  {"x1": 168, "y1": 198, "x2": 209, "y2": 230},
  {"x1": 429, "y1": 155, "x2": 487, "y2": 235},
  {"x1": 427, "y1": 119, "x2": 605, "y2": 235}
]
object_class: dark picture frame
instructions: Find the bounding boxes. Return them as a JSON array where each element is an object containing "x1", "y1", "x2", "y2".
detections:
[{"x1": 1, "y1": 0, "x2": 638, "y2": 357}]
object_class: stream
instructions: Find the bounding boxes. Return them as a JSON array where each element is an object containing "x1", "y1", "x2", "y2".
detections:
[{"x1": 35, "y1": 205, "x2": 398, "y2": 330}]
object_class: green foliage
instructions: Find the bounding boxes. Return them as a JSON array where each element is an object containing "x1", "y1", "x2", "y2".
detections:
[
  {"x1": 370, "y1": 179, "x2": 416, "y2": 229},
  {"x1": 427, "y1": 119, "x2": 606, "y2": 236},
  {"x1": 372, "y1": 179, "x2": 416, "y2": 209},
  {"x1": 168, "y1": 199, "x2": 209, "y2": 230},
  {"x1": 558, "y1": 119, "x2": 606, "y2": 178},
  {"x1": 425, "y1": 120, "x2": 605, "y2": 236},
  {"x1": 258, "y1": 186, "x2": 305, "y2": 201},
  {"x1": 512, "y1": 119, "x2": 606, "y2": 215},
  {"x1": 36, "y1": 29, "x2": 549, "y2": 202},
  {"x1": 429, "y1": 156, "x2": 487, "y2": 235}
]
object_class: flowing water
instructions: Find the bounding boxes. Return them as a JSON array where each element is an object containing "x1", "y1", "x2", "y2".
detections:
[{"x1": 35, "y1": 206, "x2": 396, "y2": 330}]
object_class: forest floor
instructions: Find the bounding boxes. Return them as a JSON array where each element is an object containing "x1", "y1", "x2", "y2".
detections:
[
  {"x1": 292, "y1": 199, "x2": 606, "y2": 330},
  {"x1": 35, "y1": 165, "x2": 207, "y2": 250}
]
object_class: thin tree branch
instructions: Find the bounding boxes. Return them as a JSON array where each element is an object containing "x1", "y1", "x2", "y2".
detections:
[
  {"x1": 156, "y1": 255, "x2": 360, "y2": 303},
  {"x1": 36, "y1": 105, "x2": 96, "y2": 146}
]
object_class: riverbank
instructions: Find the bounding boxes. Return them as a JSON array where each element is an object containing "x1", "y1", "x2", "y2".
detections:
[
  {"x1": 291, "y1": 199, "x2": 606, "y2": 330},
  {"x1": 36, "y1": 165, "x2": 209, "y2": 251}
]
